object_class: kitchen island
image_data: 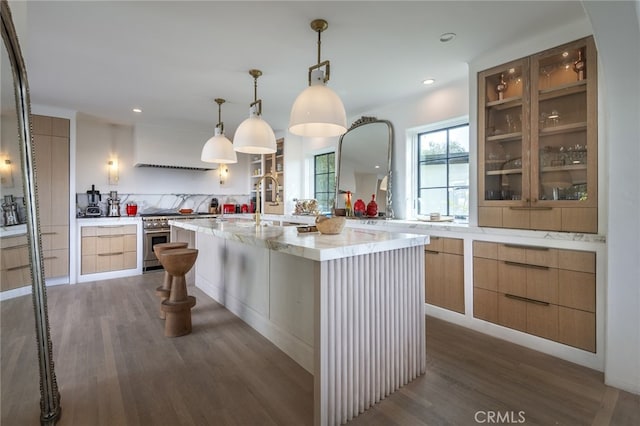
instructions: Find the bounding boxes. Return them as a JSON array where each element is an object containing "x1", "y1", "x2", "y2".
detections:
[{"x1": 170, "y1": 218, "x2": 428, "y2": 426}]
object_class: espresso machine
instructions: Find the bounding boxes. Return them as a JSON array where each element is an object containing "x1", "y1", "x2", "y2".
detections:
[
  {"x1": 107, "y1": 190, "x2": 121, "y2": 217},
  {"x1": 2, "y1": 195, "x2": 19, "y2": 226}
]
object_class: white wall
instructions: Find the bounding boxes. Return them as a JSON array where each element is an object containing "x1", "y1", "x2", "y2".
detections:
[
  {"x1": 75, "y1": 114, "x2": 250, "y2": 197},
  {"x1": 582, "y1": 0, "x2": 640, "y2": 395}
]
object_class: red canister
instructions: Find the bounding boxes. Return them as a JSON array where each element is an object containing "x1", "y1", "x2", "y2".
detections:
[{"x1": 125, "y1": 203, "x2": 137, "y2": 216}]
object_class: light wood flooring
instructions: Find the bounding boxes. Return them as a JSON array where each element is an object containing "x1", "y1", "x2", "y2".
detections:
[{"x1": 2, "y1": 272, "x2": 638, "y2": 425}]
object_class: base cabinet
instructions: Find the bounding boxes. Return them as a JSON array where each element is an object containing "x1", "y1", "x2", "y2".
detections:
[
  {"x1": 81, "y1": 225, "x2": 137, "y2": 274},
  {"x1": 473, "y1": 241, "x2": 595, "y2": 352},
  {"x1": 425, "y1": 237, "x2": 464, "y2": 314},
  {"x1": 0, "y1": 234, "x2": 30, "y2": 291}
]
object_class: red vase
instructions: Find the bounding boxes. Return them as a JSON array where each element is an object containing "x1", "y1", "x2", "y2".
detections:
[
  {"x1": 354, "y1": 199, "x2": 366, "y2": 216},
  {"x1": 366, "y1": 194, "x2": 378, "y2": 217}
]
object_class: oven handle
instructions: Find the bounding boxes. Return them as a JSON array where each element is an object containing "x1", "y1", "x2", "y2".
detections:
[{"x1": 144, "y1": 229, "x2": 170, "y2": 234}]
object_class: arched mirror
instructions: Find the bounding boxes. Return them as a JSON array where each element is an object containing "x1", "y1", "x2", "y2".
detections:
[
  {"x1": 335, "y1": 117, "x2": 394, "y2": 218},
  {"x1": 1, "y1": 1, "x2": 61, "y2": 424}
]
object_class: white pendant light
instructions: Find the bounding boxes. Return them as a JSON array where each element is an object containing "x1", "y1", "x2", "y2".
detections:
[
  {"x1": 289, "y1": 19, "x2": 347, "y2": 138},
  {"x1": 233, "y1": 69, "x2": 277, "y2": 154},
  {"x1": 201, "y1": 98, "x2": 238, "y2": 164}
]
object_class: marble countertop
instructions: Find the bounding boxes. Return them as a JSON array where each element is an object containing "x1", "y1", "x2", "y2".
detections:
[
  {"x1": 169, "y1": 218, "x2": 428, "y2": 262},
  {"x1": 0, "y1": 224, "x2": 27, "y2": 238},
  {"x1": 224, "y1": 214, "x2": 606, "y2": 245},
  {"x1": 75, "y1": 216, "x2": 142, "y2": 226}
]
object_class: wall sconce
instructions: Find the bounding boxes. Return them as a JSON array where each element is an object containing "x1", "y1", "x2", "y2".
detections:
[
  {"x1": 219, "y1": 165, "x2": 229, "y2": 185},
  {"x1": 108, "y1": 159, "x2": 119, "y2": 185},
  {"x1": 1, "y1": 158, "x2": 13, "y2": 187}
]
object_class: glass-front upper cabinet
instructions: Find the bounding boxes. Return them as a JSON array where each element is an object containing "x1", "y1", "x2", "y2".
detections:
[
  {"x1": 478, "y1": 58, "x2": 530, "y2": 208},
  {"x1": 478, "y1": 36, "x2": 597, "y2": 233}
]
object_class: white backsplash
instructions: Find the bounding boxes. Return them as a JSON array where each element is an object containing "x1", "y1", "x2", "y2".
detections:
[{"x1": 76, "y1": 192, "x2": 252, "y2": 216}]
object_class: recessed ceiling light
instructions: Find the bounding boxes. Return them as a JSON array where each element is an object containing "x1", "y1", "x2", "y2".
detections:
[
  {"x1": 132, "y1": 108, "x2": 142, "y2": 113},
  {"x1": 439, "y1": 32, "x2": 456, "y2": 43},
  {"x1": 562, "y1": 51, "x2": 569, "y2": 57},
  {"x1": 423, "y1": 78, "x2": 436, "y2": 85}
]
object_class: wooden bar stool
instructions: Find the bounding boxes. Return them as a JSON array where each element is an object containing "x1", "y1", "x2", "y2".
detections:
[
  {"x1": 153, "y1": 242, "x2": 189, "y2": 319},
  {"x1": 159, "y1": 248, "x2": 198, "y2": 337}
]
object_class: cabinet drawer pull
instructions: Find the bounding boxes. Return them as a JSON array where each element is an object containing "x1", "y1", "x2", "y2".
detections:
[
  {"x1": 3, "y1": 243, "x2": 29, "y2": 250},
  {"x1": 43, "y1": 256, "x2": 58, "y2": 261},
  {"x1": 505, "y1": 293, "x2": 550, "y2": 306},
  {"x1": 503, "y1": 244, "x2": 549, "y2": 251},
  {"x1": 97, "y1": 235, "x2": 123, "y2": 238},
  {"x1": 97, "y1": 225, "x2": 124, "y2": 229},
  {"x1": 7, "y1": 264, "x2": 30, "y2": 271},
  {"x1": 41, "y1": 232, "x2": 58, "y2": 236},
  {"x1": 509, "y1": 207, "x2": 553, "y2": 211},
  {"x1": 98, "y1": 252, "x2": 124, "y2": 257},
  {"x1": 504, "y1": 260, "x2": 549, "y2": 270},
  {"x1": 429, "y1": 236, "x2": 440, "y2": 240},
  {"x1": 424, "y1": 250, "x2": 440, "y2": 255}
]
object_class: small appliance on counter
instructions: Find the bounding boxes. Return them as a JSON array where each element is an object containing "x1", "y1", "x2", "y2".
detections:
[
  {"x1": 107, "y1": 190, "x2": 121, "y2": 217},
  {"x1": 209, "y1": 198, "x2": 219, "y2": 214},
  {"x1": 85, "y1": 185, "x2": 102, "y2": 217},
  {"x1": 2, "y1": 195, "x2": 20, "y2": 226}
]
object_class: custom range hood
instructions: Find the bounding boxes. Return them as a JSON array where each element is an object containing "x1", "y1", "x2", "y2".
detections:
[{"x1": 134, "y1": 123, "x2": 218, "y2": 171}]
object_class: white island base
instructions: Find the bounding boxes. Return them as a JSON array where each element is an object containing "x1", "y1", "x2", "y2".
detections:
[{"x1": 173, "y1": 220, "x2": 427, "y2": 425}]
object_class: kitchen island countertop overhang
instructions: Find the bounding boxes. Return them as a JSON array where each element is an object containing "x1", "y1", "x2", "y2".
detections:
[{"x1": 168, "y1": 218, "x2": 429, "y2": 261}]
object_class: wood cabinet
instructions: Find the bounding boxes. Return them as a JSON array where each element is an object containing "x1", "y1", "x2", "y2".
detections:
[
  {"x1": 473, "y1": 240, "x2": 595, "y2": 352},
  {"x1": 81, "y1": 225, "x2": 137, "y2": 274},
  {"x1": 32, "y1": 114, "x2": 70, "y2": 279},
  {"x1": 1, "y1": 234, "x2": 31, "y2": 291},
  {"x1": 478, "y1": 37, "x2": 597, "y2": 233},
  {"x1": 425, "y1": 237, "x2": 464, "y2": 313},
  {"x1": 250, "y1": 138, "x2": 284, "y2": 214}
]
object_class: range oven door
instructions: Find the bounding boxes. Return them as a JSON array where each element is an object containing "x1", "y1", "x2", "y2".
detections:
[{"x1": 143, "y1": 229, "x2": 170, "y2": 271}]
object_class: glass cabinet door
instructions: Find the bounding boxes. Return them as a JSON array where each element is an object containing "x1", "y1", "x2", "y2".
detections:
[
  {"x1": 531, "y1": 37, "x2": 597, "y2": 208},
  {"x1": 478, "y1": 58, "x2": 530, "y2": 205}
]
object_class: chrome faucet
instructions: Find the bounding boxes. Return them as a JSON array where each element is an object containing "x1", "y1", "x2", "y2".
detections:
[{"x1": 255, "y1": 173, "x2": 280, "y2": 227}]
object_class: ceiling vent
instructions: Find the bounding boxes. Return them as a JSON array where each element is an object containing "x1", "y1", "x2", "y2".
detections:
[{"x1": 134, "y1": 163, "x2": 213, "y2": 172}]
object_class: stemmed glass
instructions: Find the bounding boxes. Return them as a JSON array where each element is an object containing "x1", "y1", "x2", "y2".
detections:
[{"x1": 540, "y1": 64, "x2": 556, "y2": 89}]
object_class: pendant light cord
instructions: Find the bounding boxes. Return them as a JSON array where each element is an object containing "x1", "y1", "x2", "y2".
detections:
[
  {"x1": 215, "y1": 98, "x2": 225, "y2": 132},
  {"x1": 248, "y1": 69, "x2": 263, "y2": 115},
  {"x1": 317, "y1": 27, "x2": 322, "y2": 65}
]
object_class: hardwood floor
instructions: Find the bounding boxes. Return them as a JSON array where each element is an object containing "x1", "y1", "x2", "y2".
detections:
[{"x1": 2, "y1": 273, "x2": 638, "y2": 425}]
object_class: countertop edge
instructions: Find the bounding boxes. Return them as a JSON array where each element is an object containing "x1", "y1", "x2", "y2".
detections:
[{"x1": 169, "y1": 219, "x2": 428, "y2": 262}]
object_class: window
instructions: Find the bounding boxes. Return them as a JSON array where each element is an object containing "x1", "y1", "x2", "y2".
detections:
[
  {"x1": 417, "y1": 124, "x2": 469, "y2": 219},
  {"x1": 314, "y1": 152, "x2": 335, "y2": 213}
]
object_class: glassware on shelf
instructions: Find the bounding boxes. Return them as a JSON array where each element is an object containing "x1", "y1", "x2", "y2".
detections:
[
  {"x1": 573, "y1": 49, "x2": 585, "y2": 81},
  {"x1": 540, "y1": 64, "x2": 555, "y2": 89},
  {"x1": 495, "y1": 73, "x2": 508, "y2": 100}
]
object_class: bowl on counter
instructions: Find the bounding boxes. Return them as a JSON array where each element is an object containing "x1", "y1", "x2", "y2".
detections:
[{"x1": 315, "y1": 215, "x2": 346, "y2": 235}]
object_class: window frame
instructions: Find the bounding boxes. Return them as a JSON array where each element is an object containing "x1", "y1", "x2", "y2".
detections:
[
  {"x1": 416, "y1": 122, "x2": 470, "y2": 220},
  {"x1": 313, "y1": 151, "x2": 336, "y2": 214}
]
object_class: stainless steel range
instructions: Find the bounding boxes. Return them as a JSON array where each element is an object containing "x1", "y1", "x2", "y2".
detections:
[
  {"x1": 142, "y1": 215, "x2": 171, "y2": 271},
  {"x1": 141, "y1": 212, "x2": 218, "y2": 272}
]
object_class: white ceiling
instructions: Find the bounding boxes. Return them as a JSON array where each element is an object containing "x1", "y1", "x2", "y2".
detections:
[{"x1": 22, "y1": 1, "x2": 587, "y2": 136}]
